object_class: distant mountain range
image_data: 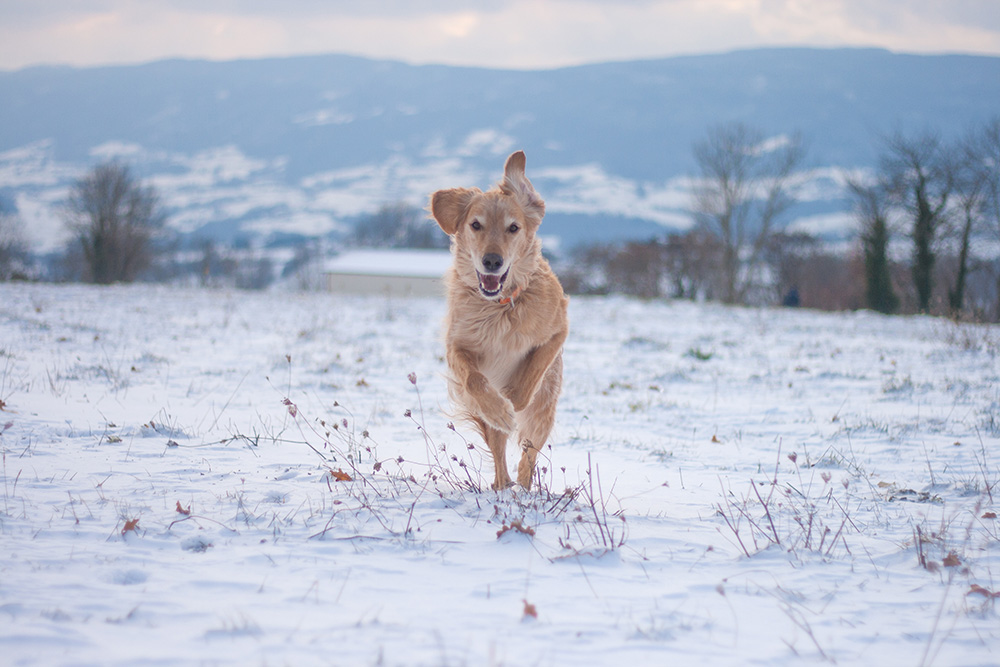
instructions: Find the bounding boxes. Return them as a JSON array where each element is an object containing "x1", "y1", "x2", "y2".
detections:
[{"x1": 2, "y1": 48, "x2": 999, "y2": 254}]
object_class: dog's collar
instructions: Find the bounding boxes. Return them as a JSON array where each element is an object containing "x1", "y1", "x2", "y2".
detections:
[{"x1": 498, "y1": 285, "x2": 522, "y2": 307}]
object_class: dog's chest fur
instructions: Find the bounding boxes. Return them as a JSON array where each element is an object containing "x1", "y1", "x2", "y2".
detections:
[{"x1": 450, "y1": 300, "x2": 531, "y2": 385}]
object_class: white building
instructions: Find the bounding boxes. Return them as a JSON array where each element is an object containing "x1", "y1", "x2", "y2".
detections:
[{"x1": 323, "y1": 248, "x2": 453, "y2": 297}]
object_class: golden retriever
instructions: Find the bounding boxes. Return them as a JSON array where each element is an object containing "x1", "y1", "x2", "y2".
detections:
[{"x1": 430, "y1": 151, "x2": 569, "y2": 490}]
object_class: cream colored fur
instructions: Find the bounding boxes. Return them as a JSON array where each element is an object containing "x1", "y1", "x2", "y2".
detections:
[{"x1": 430, "y1": 151, "x2": 569, "y2": 490}]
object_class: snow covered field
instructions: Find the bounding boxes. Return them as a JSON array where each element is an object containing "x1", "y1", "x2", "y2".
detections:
[{"x1": 1, "y1": 283, "x2": 999, "y2": 666}]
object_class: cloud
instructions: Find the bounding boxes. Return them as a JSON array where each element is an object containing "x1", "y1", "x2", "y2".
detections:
[{"x1": 1, "y1": 0, "x2": 999, "y2": 71}]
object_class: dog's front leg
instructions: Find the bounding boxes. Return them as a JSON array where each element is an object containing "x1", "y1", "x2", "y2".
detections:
[
  {"x1": 448, "y1": 347, "x2": 516, "y2": 433},
  {"x1": 503, "y1": 327, "x2": 568, "y2": 412}
]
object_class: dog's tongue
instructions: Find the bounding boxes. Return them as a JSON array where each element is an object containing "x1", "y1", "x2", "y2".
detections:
[{"x1": 480, "y1": 273, "x2": 502, "y2": 292}]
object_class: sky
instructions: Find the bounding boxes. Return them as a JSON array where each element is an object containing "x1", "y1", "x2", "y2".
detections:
[{"x1": 2, "y1": 1, "x2": 1000, "y2": 71}]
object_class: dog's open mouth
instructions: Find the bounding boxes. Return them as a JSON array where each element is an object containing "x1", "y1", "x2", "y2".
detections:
[{"x1": 476, "y1": 269, "x2": 509, "y2": 298}]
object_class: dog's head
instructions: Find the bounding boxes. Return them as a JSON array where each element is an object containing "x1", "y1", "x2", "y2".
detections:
[{"x1": 430, "y1": 151, "x2": 546, "y2": 301}]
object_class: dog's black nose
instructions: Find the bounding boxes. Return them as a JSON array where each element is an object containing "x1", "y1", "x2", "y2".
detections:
[{"x1": 482, "y1": 253, "x2": 504, "y2": 273}]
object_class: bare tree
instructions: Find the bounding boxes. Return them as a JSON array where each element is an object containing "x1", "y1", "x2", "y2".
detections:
[
  {"x1": 975, "y1": 117, "x2": 1000, "y2": 320},
  {"x1": 880, "y1": 131, "x2": 954, "y2": 313},
  {"x1": 63, "y1": 162, "x2": 165, "y2": 284},
  {"x1": 691, "y1": 122, "x2": 804, "y2": 304},
  {"x1": 848, "y1": 176, "x2": 899, "y2": 314},
  {"x1": 948, "y1": 132, "x2": 991, "y2": 316},
  {"x1": 0, "y1": 197, "x2": 29, "y2": 280}
]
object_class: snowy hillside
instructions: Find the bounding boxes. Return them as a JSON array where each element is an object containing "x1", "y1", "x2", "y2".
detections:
[
  {"x1": 2, "y1": 48, "x2": 1000, "y2": 253},
  {"x1": 1, "y1": 283, "x2": 998, "y2": 665}
]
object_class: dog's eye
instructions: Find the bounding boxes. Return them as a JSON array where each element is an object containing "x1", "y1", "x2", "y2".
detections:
[
  {"x1": 507, "y1": 224, "x2": 519, "y2": 234},
  {"x1": 470, "y1": 220, "x2": 482, "y2": 231}
]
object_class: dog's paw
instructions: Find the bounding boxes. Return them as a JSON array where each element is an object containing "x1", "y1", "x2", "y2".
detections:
[
  {"x1": 480, "y1": 397, "x2": 516, "y2": 433},
  {"x1": 491, "y1": 471, "x2": 513, "y2": 491},
  {"x1": 503, "y1": 382, "x2": 531, "y2": 412},
  {"x1": 466, "y1": 372, "x2": 516, "y2": 432}
]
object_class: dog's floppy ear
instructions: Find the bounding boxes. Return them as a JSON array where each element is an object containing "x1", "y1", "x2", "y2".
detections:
[
  {"x1": 501, "y1": 150, "x2": 545, "y2": 225},
  {"x1": 430, "y1": 187, "x2": 480, "y2": 235}
]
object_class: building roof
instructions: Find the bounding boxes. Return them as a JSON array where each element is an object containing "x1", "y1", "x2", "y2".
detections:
[{"x1": 323, "y1": 248, "x2": 453, "y2": 278}]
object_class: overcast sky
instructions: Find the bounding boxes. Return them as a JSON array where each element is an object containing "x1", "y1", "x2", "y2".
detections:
[{"x1": 2, "y1": 1, "x2": 1000, "y2": 71}]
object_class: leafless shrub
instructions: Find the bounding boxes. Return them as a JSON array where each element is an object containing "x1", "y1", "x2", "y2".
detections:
[
  {"x1": 352, "y1": 202, "x2": 448, "y2": 249},
  {"x1": 248, "y1": 374, "x2": 629, "y2": 555},
  {"x1": 716, "y1": 448, "x2": 857, "y2": 559}
]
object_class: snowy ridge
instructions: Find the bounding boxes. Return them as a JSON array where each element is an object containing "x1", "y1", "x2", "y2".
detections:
[
  {"x1": 2, "y1": 48, "x2": 999, "y2": 252},
  {"x1": 1, "y1": 283, "x2": 998, "y2": 664}
]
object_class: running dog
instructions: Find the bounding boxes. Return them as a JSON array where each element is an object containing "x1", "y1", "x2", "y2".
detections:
[{"x1": 430, "y1": 151, "x2": 569, "y2": 490}]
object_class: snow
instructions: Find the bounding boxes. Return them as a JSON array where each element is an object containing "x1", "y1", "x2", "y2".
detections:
[{"x1": 1, "y1": 283, "x2": 999, "y2": 666}]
